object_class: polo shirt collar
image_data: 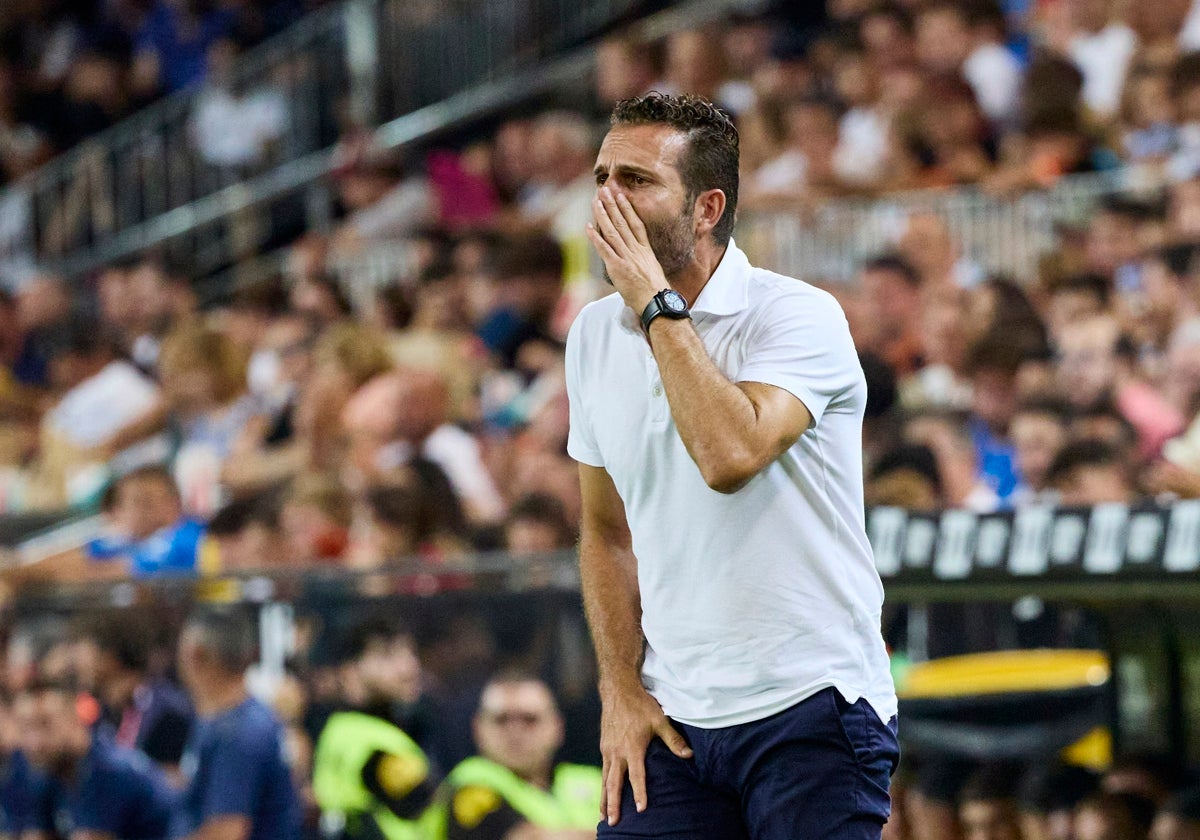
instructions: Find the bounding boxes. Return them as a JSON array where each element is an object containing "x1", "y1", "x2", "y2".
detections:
[
  {"x1": 690, "y1": 239, "x2": 750, "y2": 317},
  {"x1": 615, "y1": 239, "x2": 750, "y2": 333}
]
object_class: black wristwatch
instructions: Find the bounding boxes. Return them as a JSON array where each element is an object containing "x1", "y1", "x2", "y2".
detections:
[{"x1": 640, "y1": 289, "x2": 690, "y2": 331}]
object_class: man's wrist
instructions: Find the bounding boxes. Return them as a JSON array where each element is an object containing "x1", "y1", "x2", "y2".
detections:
[{"x1": 629, "y1": 287, "x2": 666, "y2": 315}]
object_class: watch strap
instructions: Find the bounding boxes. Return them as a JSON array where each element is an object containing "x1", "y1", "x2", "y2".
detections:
[{"x1": 640, "y1": 291, "x2": 689, "y2": 331}]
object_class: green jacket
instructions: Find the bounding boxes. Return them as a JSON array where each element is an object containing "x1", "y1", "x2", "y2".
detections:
[
  {"x1": 424, "y1": 757, "x2": 601, "y2": 838},
  {"x1": 312, "y1": 710, "x2": 432, "y2": 840}
]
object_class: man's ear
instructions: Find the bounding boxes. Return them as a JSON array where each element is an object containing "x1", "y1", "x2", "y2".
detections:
[{"x1": 693, "y1": 189, "x2": 727, "y2": 240}]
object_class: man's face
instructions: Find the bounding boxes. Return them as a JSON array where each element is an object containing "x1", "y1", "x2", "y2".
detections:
[
  {"x1": 473, "y1": 681, "x2": 563, "y2": 781},
  {"x1": 16, "y1": 691, "x2": 78, "y2": 772},
  {"x1": 1056, "y1": 318, "x2": 1119, "y2": 410},
  {"x1": 861, "y1": 268, "x2": 920, "y2": 335},
  {"x1": 111, "y1": 476, "x2": 182, "y2": 541},
  {"x1": 1057, "y1": 464, "x2": 1132, "y2": 506},
  {"x1": 357, "y1": 636, "x2": 422, "y2": 705},
  {"x1": 1011, "y1": 413, "x2": 1066, "y2": 490},
  {"x1": 960, "y1": 799, "x2": 1023, "y2": 840},
  {"x1": 593, "y1": 124, "x2": 698, "y2": 279}
]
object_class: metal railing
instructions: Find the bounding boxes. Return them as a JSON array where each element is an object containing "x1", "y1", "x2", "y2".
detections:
[
  {"x1": 0, "y1": 0, "x2": 675, "y2": 287},
  {"x1": 738, "y1": 171, "x2": 1133, "y2": 283}
]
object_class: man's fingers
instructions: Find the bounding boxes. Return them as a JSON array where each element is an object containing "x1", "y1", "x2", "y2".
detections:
[
  {"x1": 615, "y1": 193, "x2": 650, "y2": 244},
  {"x1": 586, "y1": 223, "x2": 618, "y2": 262},
  {"x1": 626, "y1": 747, "x2": 648, "y2": 813},
  {"x1": 656, "y1": 720, "x2": 693, "y2": 759},
  {"x1": 593, "y1": 196, "x2": 627, "y2": 254},
  {"x1": 604, "y1": 758, "x2": 626, "y2": 826},
  {"x1": 599, "y1": 187, "x2": 639, "y2": 249},
  {"x1": 599, "y1": 757, "x2": 609, "y2": 818}
]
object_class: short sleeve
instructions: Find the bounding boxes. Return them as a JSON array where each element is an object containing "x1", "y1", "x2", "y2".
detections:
[
  {"x1": 565, "y1": 315, "x2": 604, "y2": 467},
  {"x1": 735, "y1": 289, "x2": 860, "y2": 428}
]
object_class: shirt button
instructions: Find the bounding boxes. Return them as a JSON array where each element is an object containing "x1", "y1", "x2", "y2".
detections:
[{"x1": 652, "y1": 385, "x2": 663, "y2": 397}]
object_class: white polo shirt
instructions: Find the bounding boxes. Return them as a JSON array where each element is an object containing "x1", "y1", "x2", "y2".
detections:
[{"x1": 566, "y1": 241, "x2": 897, "y2": 727}]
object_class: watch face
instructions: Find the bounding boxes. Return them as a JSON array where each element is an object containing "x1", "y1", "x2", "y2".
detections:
[{"x1": 662, "y1": 290, "x2": 687, "y2": 312}]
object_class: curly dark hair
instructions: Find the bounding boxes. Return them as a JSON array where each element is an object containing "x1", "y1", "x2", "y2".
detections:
[{"x1": 610, "y1": 92, "x2": 739, "y2": 246}]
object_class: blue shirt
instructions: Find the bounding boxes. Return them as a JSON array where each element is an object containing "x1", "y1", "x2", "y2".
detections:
[
  {"x1": 175, "y1": 698, "x2": 301, "y2": 840},
  {"x1": 0, "y1": 752, "x2": 40, "y2": 834},
  {"x1": 971, "y1": 418, "x2": 1019, "y2": 504},
  {"x1": 87, "y1": 519, "x2": 206, "y2": 579},
  {"x1": 136, "y1": 5, "x2": 236, "y2": 92},
  {"x1": 31, "y1": 736, "x2": 176, "y2": 839}
]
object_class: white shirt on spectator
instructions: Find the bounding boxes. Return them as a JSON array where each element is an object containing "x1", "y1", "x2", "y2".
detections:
[
  {"x1": 750, "y1": 149, "x2": 808, "y2": 196},
  {"x1": 48, "y1": 361, "x2": 160, "y2": 448},
  {"x1": 963, "y1": 42, "x2": 1022, "y2": 125},
  {"x1": 1181, "y1": 0, "x2": 1200, "y2": 50},
  {"x1": 191, "y1": 86, "x2": 288, "y2": 167},
  {"x1": 834, "y1": 107, "x2": 889, "y2": 186},
  {"x1": 421, "y1": 424, "x2": 506, "y2": 524},
  {"x1": 565, "y1": 241, "x2": 897, "y2": 727},
  {"x1": 347, "y1": 178, "x2": 436, "y2": 241},
  {"x1": 1070, "y1": 24, "x2": 1138, "y2": 118}
]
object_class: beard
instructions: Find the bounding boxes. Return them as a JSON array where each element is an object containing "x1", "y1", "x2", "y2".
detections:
[{"x1": 603, "y1": 198, "x2": 696, "y2": 285}]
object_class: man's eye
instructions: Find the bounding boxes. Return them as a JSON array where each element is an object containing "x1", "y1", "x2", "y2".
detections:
[
  {"x1": 632, "y1": 176, "x2": 647, "y2": 185},
  {"x1": 596, "y1": 174, "x2": 607, "y2": 185}
]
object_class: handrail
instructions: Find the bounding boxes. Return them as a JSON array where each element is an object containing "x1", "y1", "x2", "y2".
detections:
[{"x1": 39, "y1": 0, "x2": 765, "y2": 280}]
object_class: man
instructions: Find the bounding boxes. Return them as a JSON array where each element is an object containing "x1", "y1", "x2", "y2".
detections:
[
  {"x1": 174, "y1": 608, "x2": 302, "y2": 840},
  {"x1": 26, "y1": 316, "x2": 163, "y2": 510},
  {"x1": 15, "y1": 680, "x2": 176, "y2": 839},
  {"x1": 86, "y1": 466, "x2": 207, "y2": 579},
  {"x1": 426, "y1": 672, "x2": 600, "y2": 839},
  {"x1": 566, "y1": 92, "x2": 898, "y2": 839},
  {"x1": 856, "y1": 254, "x2": 925, "y2": 377},
  {"x1": 72, "y1": 611, "x2": 193, "y2": 776},
  {"x1": 957, "y1": 766, "x2": 1023, "y2": 840},
  {"x1": 312, "y1": 620, "x2": 437, "y2": 840},
  {"x1": 1046, "y1": 439, "x2": 1136, "y2": 506}
]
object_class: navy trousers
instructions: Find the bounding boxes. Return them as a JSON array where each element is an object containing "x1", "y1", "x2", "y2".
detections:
[{"x1": 597, "y1": 687, "x2": 899, "y2": 840}]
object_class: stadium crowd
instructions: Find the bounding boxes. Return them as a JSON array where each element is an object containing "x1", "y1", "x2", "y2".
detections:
[{"x1": 4, "y1": 0, "x2": 1200, "y2": 837}]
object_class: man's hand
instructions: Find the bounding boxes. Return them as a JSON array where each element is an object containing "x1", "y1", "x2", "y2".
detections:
[
  {"x1": 599, "y1": 681, "x2": 692, "y2": 826},
  {"x1": 586, "y1": 186, "x2": 670, "y2": 315}
]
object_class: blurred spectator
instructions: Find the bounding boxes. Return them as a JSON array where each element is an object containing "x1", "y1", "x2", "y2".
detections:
[
  {"x1": 1152, "y1": 788, "x2": 1200, "y2": 840},
  {"x1": 594, "y1": 37, "x2": 661, "y2": 107},
  {"x1": 341, "y1": 369, "x2": 504, "y2": 526},
  {"x1": 27, "y1": 316, "x2": 164, "y2": 509},
  {"x1": 856, "y1": 254, "x2": 926, "y2": 377},
  {"x1": 279, "y1": 471, "x2": 352, "y2": 564},
  {"x1": 1018, "y1": 762, "x2": 1101, "y2": 840},
  {"x1": 206, "y1": 493, "x2": 287, "y2": 570},
  {"x1": 15, "y1": 679, "x2": 177, "y2": 839},
  {"x1": 73, "y1": 610, "x2": 194, "y2": 775},
  {"x1": 1075, "y1": 791, "x2": 1156, "y2": 840},
  {"x1": 86, "y1": 465, "x2": 206, "y2": 578},
  {"x1": 311, "y1": 619, "x2": 437, "y2": 839},
  {"x1": 131, "y1": 0, "x2": 237, "y2": 98},
  {"x1": 329, "y1": 140, "x2": 435, "y2": 253},
  {"x1": 426, "y1": 671, "x2": 600, "y2": 839},
  {"x1": 865, "y1": 443, "x2": 943, "y2": 509},
  {"x1": 504, "y1": 493, "x2": 575, "y2": 554},
  {"x1": 1046, "y1": 438, "x2": 1137, "y2": 504},
  {"x1": 191, "y1": 34, "x2": 288, "y2": 170},
  {"x1": 958, "y1": 765, "x2": 1023, "y2": 840},
  {"x1": 1010, "y1": 398, "x2": 1072, "y2": 502},
  {"x1": 906, "y1": 409, "x2": 1001, "y2": 511},
  {"x1": 477, "y1": 233, "x2": 567, "y2": 366},
  {"x1": 175, "y1": 607, "x2": 303, "y2": 839}
]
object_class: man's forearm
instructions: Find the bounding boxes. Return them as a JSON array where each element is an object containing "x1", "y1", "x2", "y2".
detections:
[
  {"x1": 646, "y1": 318, "x2": 767, "y2": 492},
  {"x1": 579, "y1": 530, "x2": 644, "y2": 696}
]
